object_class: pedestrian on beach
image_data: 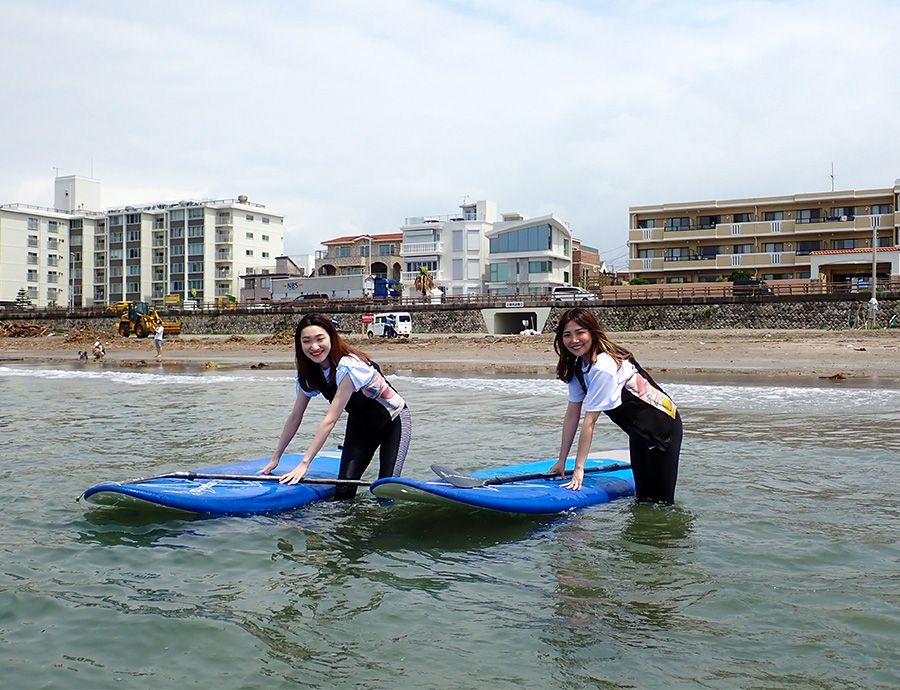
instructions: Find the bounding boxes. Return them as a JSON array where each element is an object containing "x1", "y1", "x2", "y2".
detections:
[
  {"x1": 261, "y1": 312, "x2": 411, "y2": 499},
  {"x1": 549, "y1": 307, "x2": 683, "y2": 504},
  {"x1": 154, "y1": 322, "x2": 164, "y2": 359},
  {"x1": 92, "y1": 340, "x2": 105, "y2": 361}
]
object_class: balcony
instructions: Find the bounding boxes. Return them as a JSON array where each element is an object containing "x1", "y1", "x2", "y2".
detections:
[
  {"x1": 401, "y1": 270, "x2": 444, "y2": 282},
  {"x1": 401, "y1": 241, "x2": 442, "y2": 256},
  {"x1": 715, "y1": 251, "x2": 799, "y2": 268},
  {"x1": 216, "y1": 231, "x2": 233, "y2": 243},
  {"x1": 216, "y1": 250, "x2": 232, "y2": 261}
]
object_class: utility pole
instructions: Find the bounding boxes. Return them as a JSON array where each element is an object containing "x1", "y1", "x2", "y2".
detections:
[{"x1": 829, "y1": 162, "x2": 835, "y2": 192}]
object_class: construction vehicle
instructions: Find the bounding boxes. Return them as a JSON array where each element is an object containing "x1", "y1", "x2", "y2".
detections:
[{"x1": 111, "y1": 301, "x2": 181, "y2": 338}]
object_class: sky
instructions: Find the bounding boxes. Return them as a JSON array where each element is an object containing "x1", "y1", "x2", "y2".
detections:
[{"x1": 2, "y1": 0, "x2": 899, "y2": 271}]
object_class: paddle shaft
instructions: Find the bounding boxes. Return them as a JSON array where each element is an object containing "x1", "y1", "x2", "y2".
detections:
[
  {"x1": 431, "y1": 462, "x2": 631, "y2": 488},
  {"x1": 130, "y1": 471, "x2": 371, "y2": 486}
]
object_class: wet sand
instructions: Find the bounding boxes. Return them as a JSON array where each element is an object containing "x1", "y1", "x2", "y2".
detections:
[{"x1": 2, "y1": 328, "x2": 900, "y2": 386}]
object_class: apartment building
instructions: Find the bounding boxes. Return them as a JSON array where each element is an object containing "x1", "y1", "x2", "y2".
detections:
[
  {"x1": 572, "y1": 239, "x2": 606, "y2": 288},
  {"x1": 400, "y1": 200, "x2": 576, "y2": 296},
  {"x1": 0, "y1": 176, "x2": 284, "y2": 307},
  {"x1": 314, "y1": 233, "x2": 402, "y2": 280},
  {"x1": 628, "y1": 182, "x2": 900, "y2": 284}
]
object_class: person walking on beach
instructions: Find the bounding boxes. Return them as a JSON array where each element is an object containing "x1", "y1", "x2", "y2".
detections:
[
  {"x1": 549, "y1": 308, "x2": 683, "y2": 504},
  {"x1": 154, "y1": 322, "x2": 165, "y2": 360},
  {"x1": 261, "y1": 312, "x2": 412, "y2": 499}
]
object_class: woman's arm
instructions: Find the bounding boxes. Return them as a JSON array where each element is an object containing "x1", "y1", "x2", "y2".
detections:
[
  {"x1": 562, "y1": 410, "x2": 602, "y2": 490},
  {"x1": 260, "y1": 393, "x2": 311, "y2": 474},
  {"x1": 279, "y1": 377, "x2": 355, "y2": 485},
  {"x1": 549, "y1": 401, "x2": 583, "y2": 476}
]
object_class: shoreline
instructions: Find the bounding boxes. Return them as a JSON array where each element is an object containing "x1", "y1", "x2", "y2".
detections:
[{"x1": 2, "y1": 328, "x2": 900, "y2": 387}]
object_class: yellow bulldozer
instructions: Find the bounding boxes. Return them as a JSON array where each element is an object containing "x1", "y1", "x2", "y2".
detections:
[{"x1": 108, "y1": 301, "x2": 181, "y2": 338}]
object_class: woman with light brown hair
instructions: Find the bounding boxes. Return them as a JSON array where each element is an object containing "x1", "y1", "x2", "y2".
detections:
[{"x1": 549, "y1": 308, "x2": 682, "y2": 504}]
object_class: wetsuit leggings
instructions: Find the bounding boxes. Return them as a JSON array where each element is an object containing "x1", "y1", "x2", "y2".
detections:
[
  {"x1": 334, "y1": 406, "x2": 412, "y2": 500},
  {"x1": 628, "y1": 411, "x2": 682, "y2": 505}
]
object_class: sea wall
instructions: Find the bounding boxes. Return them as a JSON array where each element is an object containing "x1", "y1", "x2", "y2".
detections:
[{"x1": 3, "y1": 295, "x2": 899, "y2": 335}]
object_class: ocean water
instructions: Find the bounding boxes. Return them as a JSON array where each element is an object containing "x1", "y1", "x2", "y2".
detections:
[{"x1": 0, "y1": 364, "x2": 897, "y2": 689}]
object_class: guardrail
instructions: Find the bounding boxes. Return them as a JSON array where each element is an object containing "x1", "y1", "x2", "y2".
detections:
[{"x1": 3, "y1": 281, "x2": 899, "y2": 318}]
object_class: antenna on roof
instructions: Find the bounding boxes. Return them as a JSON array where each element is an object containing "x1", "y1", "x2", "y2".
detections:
[
  {"x1": 829, "y1": 162, "x2": 835, "y2": 192},
  {"x1": 53, "y1": 166, "x2": 60, "y2": 178}
]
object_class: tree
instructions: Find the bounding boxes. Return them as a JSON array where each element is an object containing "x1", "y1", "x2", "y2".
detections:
[
  {"x1": 628, "y1": 276, "x2": 650, "y2": 285},
  {"x1": 729, "y1": 269, "x2": 752, "y2": 281},
  {"x1": 414, "y1": 266, "x2": 434, "y2": 299},
  {"x1": 15, "y1": 288, "x2": 31, "y2": 309}
]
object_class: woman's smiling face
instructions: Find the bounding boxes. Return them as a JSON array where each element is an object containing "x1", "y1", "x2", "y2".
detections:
[
  {"x1": 300, "y1": 325, "x2": 331, "y2": 365},
  {"x1": 561, "y1": 319, "x2": 592, "y2": 360}
]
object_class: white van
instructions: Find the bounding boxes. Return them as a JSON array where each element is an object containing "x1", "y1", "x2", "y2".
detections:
[
  {"x1": 366, "y1": 312, "x2": 412, "y2": 339},
  {"x1": 551, "y1": 286, "x2": 595, "y2": 302}
]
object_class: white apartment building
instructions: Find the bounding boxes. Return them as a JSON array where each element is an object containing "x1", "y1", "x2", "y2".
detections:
[
  {"x1": 400, "y1": 200, "x2": 574, "y2": 296},
  {"x1": 0, "y1": 176, "x2": 284, "y2": 308}
]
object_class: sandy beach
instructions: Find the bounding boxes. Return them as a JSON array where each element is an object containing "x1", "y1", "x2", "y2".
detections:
[{"x1": 2, "y1": 326, "x2": 899, "y2": 385}]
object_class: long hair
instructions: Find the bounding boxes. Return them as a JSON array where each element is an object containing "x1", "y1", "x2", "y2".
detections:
[
  {"x1": 294, "y1": 313, "x2": 371, "y2": 393},
  {"x1": 554, "y1": 308, "x2": 632, "y2": 383}
]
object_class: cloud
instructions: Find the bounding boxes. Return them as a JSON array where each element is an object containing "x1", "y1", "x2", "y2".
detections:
[{"x1": 2, "y1": 0, "x2": 898, "y2": 258}]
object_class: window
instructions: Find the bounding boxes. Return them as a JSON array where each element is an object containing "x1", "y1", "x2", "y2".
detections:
[
  {"x1": 467, "y1": 230, "x2": 480, "y2": 252},
  {"x1": 665, "y1": 247, "x2": 692, "y2": 261},
  {"x1": 337, "y1": 245, "x2": 351, "y2": 257},
  {"x1": 128, "y1": 248, "x2": 140, "y2": 259},
  {"x1": 467, "y1": 259, "x2": 480, "y2": 280},
  {"x1": 796, "y1": 209, "x2": 822, "y2": 224},
  {"x1": 261, "y1": 277, "x2": 272, "y2": 289},
  {"x1": 360, "y1": 245, "x2": 370, "y2": 257},
  {"x1": 830, "y1": 207, "x2": 855, "y2": 220},
  {"x1": 28, "y1": 217, "x2": 38, "y2": 230},
  {"x1": 262, "y1": 234, "x2": 269, "y2": 241},
  {"x1": 667, "y1": 276, "x2": 686, "y2": 283},
  {"x1": 27, "y1": 251, "x2": 38, "y2": 265},
  {"x1": 173, "y1": 281, "x2": 184, "y2": 291},
  {"x1": 245, "y1": 214, "x2": 254, "y2": 221},
  {"x1": 188, "y1": 261, "x2": 203, "y2": 273},
  {"x1": 563, "y1": 238, "x2": 570, "y2": 256},
  {"x1": 171, "y1": 244, "x2": 184, "y2": 256},
  {"x1": 452, "y1": 258, "x2": 463, "y2": 280},
  {"x1": 188, "y1": 244, "x2": 203, "y2": 256},
  {"x1": 872, "y1": 204, "x2": 892, "y2": 215},
  {"x1": 127, "y1": 264, "x2": 140, "y2": 276},
  {"x1": 832, "y1": 239, "x2": 858, "y2": 250},
  {"x1": 188, "y1": 226, "x2": 204, "y2": 237},
  {"x1": 47, "y1": 255, "x2": 59, "y2": 267},
  {"x1": 188, "y1": 280, "x2": 203, "y2": 291},
  {"x1": 796, "y1": 241, "x2": 822, "y2": 255},
  {"x1": 127, "y1": 281, "x2": 140, "y2": 293},
  {"x1": 171, "y1": 263, "x2": 184, "y2": 274},
  {"x1": 452, "y1": 230, "x2": 463, "y2": 252},
  {"x1": 246, "y1": 232, "x2": 254, "y2": 240},
  {"x1": 489, "y1": 224, "x2": 552, "y2": 253},
  {"x1": 734, "y1": 213, "x2": 752, "y2": 223},
  {"x1": 110, "y1": 231, "x2": 123, "y2": 243},
  {"x1": 262, "y1": 251, "x2": 270, "y2": 258},
  {"x1": 109, "y1": 265, "x2": 122, "y2": 277},
  {"x1": 246, "y1": 249, "x2": 254, "y2": 256},
  {"x1": 734, "y1": 244, "x2": 753, "y2": 254},
  {"x1": 47, "y1": 238, "x2": 59, "y2": 250},
  {"x1": 698, "y1": 275, "x2": 719, "y2": 282},
  {"x1": 169, "y1": 210, "x2": 184, "y2": 221},
  {"x1": 879, "y1": 236, "x2": 892, "y2": 247},
  {"x1": 126, "y1": 230, "x2": 140, "y2": 242},
  {"x1": 764, "y1": 211, "x2": 784, "y2": 221},
  {"x1": 698, "y1": 216, "x2": 720, "y2": 229},
  {"x1": 262, "y1": 217, "x2": 270, "y2": 224},
  {"x1": 109, "y1": 214, "x2": 123, "y2": 226},
  {"x1": 126, "y1": 213, "x2": 141, "y2": 224},
  {"x1": 28, "y1": 235, "x2": 38, "y2": 248},
  {"x1": 217, "y1": 213, "x2": 230, "y2": 224},
  {"x1": 27, "y1": 269, "x2": 38, "y2": 282},
  {"x1": 110, "y1": 249, "x2": 123, "y2": 260},
  {"x1": 763, "y1": 242, "x2": 785, "y2": 252},
  {"x1": 48, "y1": 220, "x2": 59, "y2": 233},
  {"x1": 666, "y1": 217, "x2": 690, "y2": 231},
  {"x1": 528, "y1": 260, "x2": 551, "y2": 273},
  {"x1": 490, "y1": 263, "x2": 509, "y2": 282},
  {"x1": 379, "y1": 244, "x2": 396, "y2": 256},
  {"x1": 698, "y1": 245, "x2": 719, "y2": 258},
  {"x1": 188, "y1": 208, "x2": 204, "y2": 219},
  {"x1": 171, "y1": 227, "x2": 184, "y2": 239},
  {"x1": 637, "y1": 249, "x2": 656, "y2": 258},
  {"x1": 638, "y1": 219, "x2": 656, "y2": 229}
]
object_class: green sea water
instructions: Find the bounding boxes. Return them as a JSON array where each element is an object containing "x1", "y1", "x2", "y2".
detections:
[{"x1": 0, "y1": 365, "x2": 897, "y2": 689}]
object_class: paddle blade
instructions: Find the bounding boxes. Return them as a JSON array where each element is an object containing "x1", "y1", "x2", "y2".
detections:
[{"x1": 430, "y1": 465, "x2": 486, "y2": 488}]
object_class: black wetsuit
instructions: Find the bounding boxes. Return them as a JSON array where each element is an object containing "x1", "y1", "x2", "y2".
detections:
[
  {"x1": 318, "y1": 362, "x2": 411, "y2": 500},
  {"x1": 575, "y1": 358, "x2": 682, "y2": 504}
]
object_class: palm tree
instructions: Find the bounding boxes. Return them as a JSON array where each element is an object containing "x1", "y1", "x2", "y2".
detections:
[{"x1": 414, "y1": 266, "x2": 434, "y2": 299}]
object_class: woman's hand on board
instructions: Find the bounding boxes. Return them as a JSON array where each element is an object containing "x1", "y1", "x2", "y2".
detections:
[
  {"x1": 279, "y1": 460, "x2": 311, "y2": 485},
  {"x1": 548, "y1": 459, "x2": 567, "y2": 477},
  {"x1": 259, "y1": 457, "x2": 280, "y2": 475},
  {"x1": 561, "y1": 466, "x2": 584, "y2": 491}
]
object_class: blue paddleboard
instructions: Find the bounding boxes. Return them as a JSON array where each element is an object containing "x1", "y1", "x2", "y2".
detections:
[
  {"x1": 370, "y1": 450, "x2": 634, "y2": 515},
  {"x1": 81, "y1": 451, "x2": 343, "y2": 516}
]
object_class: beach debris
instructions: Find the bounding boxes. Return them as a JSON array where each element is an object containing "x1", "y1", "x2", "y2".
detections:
[
  {"x1": 250, "y1": 362, "x2": 268, "y2": 369},
  {"x1": 819, "y1": 373, "x2": 847, "y2": 381},
  {"x1": 257, "y1": 331, "x2": 294, "y2": 346},
  {"x1": 63, "y1": 322, "x2": 115, "y2": 343},
  {"x1": 0, "y1": 321, "x2": 52, "y2": 338}
]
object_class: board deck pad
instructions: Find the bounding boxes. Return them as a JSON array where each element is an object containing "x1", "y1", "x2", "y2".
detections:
[
  {"x1": 370, "y1": 449, "x2": 634, "y2": 515},
  {"x1": 81, "y1": 451, "x2": 343, "y2": 516}
]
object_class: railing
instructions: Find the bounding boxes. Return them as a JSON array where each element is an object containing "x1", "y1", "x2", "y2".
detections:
[{"x1": 401, "y1": 242, "x2": 442, "y2": 255}]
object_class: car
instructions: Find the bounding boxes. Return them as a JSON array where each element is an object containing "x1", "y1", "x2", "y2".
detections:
[
  {"x1": 366, "y1": 312, "x2": 412, "y2": 339},
  {"x1": 551, "y1": 286, "x2": 596, "y2": 302},
  {"x1": 732, "y1": 279, "x2": 774, "y2": 296}
]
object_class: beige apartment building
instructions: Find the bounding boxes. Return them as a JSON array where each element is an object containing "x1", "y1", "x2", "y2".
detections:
[
  {"x1": 315, "y1": 233, "x2": 403, "y2": 280},
  {"x1": 628, "y1": 182, "x2": 900, "y2": 285}
]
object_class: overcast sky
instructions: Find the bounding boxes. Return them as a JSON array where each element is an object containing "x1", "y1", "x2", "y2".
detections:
[{"x1": 3, "y1": 0, "x2": 899, "y2": 270}]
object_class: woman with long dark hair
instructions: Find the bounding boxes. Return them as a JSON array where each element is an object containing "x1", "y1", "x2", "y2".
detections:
[
  {"x1": 549, "y1": 308, "x2": 682, "y2": 504},
  {"x1": 261, "y1": 313, "x2": 412, "y2": 499}
]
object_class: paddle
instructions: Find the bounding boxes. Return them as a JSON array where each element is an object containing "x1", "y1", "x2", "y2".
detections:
[
  {"x1": 430, "y1": 463, "x2": 632, "y2": 488},
  {"x1": 125, "y1": 471, "x2": 371, "y2": 486}
]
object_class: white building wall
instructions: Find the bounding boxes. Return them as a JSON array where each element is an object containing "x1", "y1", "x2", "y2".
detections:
[
  {"x1": 55, "y1": 175, "x2": 101, "y2": 212},
  {"x1": 0, "y1": 206, "x2": 71, "y2": 307}
]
